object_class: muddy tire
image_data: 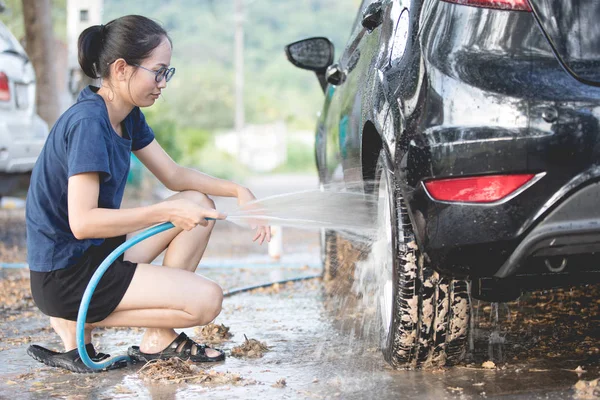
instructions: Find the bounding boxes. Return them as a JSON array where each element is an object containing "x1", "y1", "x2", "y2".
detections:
[{"x1": 375, "y1": 151, "x2": 470, "y2": 368}]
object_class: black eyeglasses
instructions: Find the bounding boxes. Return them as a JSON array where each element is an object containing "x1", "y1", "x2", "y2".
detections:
[{"x1": 133, "y1": 64, "x2": 176, "y2": 83}]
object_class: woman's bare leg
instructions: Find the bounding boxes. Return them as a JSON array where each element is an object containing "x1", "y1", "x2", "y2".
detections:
[
  {"x1": 120, "y1": 190, "x2": 219, "y2": 355},
  {"x1": 50, "y1": 190, "x2": 220, "y2": 356},
  {"x1": 95, "y1": 262, "x2": 223, "y2": 357},
  {"x1": 96, "y1": 263, "x2": 222, "y2": 327},
  {"x1": 49, "y1": 263, "x2": 222, "y2": 354},
  {"x1": 49, "y1": 317, "x2": 94, "y2": 352}
]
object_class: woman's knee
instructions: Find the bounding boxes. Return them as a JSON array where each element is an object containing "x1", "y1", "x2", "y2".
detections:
[
  {"x1": 179, "y1": 190, "x2": 216, "y2": 210},
  {"x1": 187, "y1": 282, "x2": 223, "y2": 325}
]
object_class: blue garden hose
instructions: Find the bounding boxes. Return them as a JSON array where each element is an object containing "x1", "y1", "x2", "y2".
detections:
[
  {"x1": 76, "y1": 221, "x2": 178, "y2": 370},
  {"x1": 75, "y1": 219, "x2": 322, "y2": 370}
]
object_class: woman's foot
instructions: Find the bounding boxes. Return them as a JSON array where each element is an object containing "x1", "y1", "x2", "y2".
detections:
[
  {"x1": 50, "y1": 317, "x2": 93, "y2": 352},
  {"x1": 139, "y1": 328, "x2": 222, "y2": 358},
  {"x1": 130, "y1": 332, "x2": 225, "y2": 363}
]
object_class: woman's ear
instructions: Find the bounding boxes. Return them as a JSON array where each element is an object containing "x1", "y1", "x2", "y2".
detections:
[{"x1": 111, "y1": 58, "x2": 129, "y2": 81}]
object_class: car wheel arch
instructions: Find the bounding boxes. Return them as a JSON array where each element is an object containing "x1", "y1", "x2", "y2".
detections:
[
  {"x1": 361, "y1": 120, "x2": 384, "y2": 187},
  {"x1": 362, "y1": 121, "x2": 429, "y2": 254}
]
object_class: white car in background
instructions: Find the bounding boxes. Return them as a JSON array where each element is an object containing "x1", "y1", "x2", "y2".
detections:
[{"x1": 0, "y1": 20, "x2": 48, "y2": 199}]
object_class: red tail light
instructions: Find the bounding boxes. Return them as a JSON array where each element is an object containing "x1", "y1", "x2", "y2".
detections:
[
  {"x1": 424, "y1": 174, "x2": 536, "y2": 203},
  {"x1": 0, "y1": 72, "x2": 10, "y2": 102},
  {"x1": 442, "y1": 0, "x2": 532, "y2": 12}
]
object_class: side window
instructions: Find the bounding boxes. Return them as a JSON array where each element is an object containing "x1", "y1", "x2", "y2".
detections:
[
  {"x1": 0, "y1": 26, "x2": 12, "y2": 53},
  {"x1": 0, "y1": 22, "x2": 26, "y2": 54}
]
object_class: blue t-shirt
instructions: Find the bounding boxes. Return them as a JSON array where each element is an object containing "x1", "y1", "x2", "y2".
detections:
[{"x1": 26, "y1": 86, "x2": 155, "y2": 272}]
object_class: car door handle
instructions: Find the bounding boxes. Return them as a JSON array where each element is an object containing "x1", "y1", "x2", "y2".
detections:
[{"x1": 362, "y1": 1, "x2": 384, "y2": 32}]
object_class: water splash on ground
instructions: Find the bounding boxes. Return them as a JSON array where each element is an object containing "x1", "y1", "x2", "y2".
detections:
[
  {"x1": 212, "y1": 181, "x2": 600, "y2": 375},
  {"x1": 222, "y1": 182, "x2": 391, "y2": 360}
]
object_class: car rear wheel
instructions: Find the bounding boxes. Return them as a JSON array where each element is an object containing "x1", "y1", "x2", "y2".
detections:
[{"x1": 375, "y1": 151, "x2": 470, "y2": 368}]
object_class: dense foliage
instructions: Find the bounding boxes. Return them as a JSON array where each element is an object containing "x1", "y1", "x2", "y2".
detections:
[{"x1": 1, "y1": 0, "x2": 359, "y2": 173}]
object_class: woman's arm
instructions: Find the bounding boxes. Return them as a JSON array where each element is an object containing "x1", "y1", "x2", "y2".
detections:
[
  {"x1": 134, "y1": 140, "x2": 248, "y2": 197},
  {"x1": 134, "y1": 139, "x2": 270, "y2": 244},
  {"x1": 68, "y1": 172, "x2": 225, "y2": 239}
]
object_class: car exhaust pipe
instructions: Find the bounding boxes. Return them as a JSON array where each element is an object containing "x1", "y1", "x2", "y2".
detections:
[{"x1": 544, "y1": 257, "x2": 568, "y2": 273}]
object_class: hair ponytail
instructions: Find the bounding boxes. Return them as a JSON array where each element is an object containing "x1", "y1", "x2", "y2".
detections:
[
  {"x1": 78, "y1": 25, "x2": 104, "y2": 79},
  {"x1": 76, "y1": 16, "x2": 170, "y2": 81}
]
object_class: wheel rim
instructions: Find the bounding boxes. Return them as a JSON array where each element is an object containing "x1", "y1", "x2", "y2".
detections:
[{"x1": 378, "y1": 166, "x2": 395, "y2": 347}]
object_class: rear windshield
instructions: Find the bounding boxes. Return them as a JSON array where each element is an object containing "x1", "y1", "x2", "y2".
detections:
[
  {"x1": 0, "y1": 21, "x2": 26, "y2": 55},
  {"x1": 530, "y1": 0, "x2": 600, "y2": 84}
]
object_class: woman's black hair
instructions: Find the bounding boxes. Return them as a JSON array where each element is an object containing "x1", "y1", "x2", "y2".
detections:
[{"x1": 78, "y1": 15, "x2": 171, "y2": 79}]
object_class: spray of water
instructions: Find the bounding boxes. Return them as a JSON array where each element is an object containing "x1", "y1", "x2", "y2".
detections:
[
  {"x1": 225, "y1": 186, "x2": 380, "y2": 236},
  {"x1": 227, "y1": 182, "x2": 389, "y2": 348},
  {"x1": 350, "y1": 223, "x2": 390, "y2": 345},
  {"x1": 219, "y1": 182, "x2": 393, "y2": 363}
]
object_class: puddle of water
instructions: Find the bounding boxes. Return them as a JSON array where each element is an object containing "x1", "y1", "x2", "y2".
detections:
[{"x1": 1, "y1": 276, "x2": 597, "y2": 399}]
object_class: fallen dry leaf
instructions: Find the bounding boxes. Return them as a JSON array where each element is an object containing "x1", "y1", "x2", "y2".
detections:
[
  {"x1": 573, "y1": 378, "x2": 599, "y2": 399},
  {"x1": 272, "y1": 378, "x2": 286, "y2": 388},
  {"x1": 469, "y1": 285, "x2": 600, "y2": 365},
  {"x1": 231, "y1": 335, "x2": 270, "y2": 358},
  {"x1": 113, "y1": 385, "x2": 134, "y2": 394},
  {"x1": 0, "y1": 273, "x2": 33, "y2": 311},
  {"x1": 482, "y1": 361, "x2": 496, "y2": 369},
  {"x1": 137, "y1": 358, "x2": 255, "y2": 386},
  {"x1": 0, "y1": 242, "x2": 25, "y2": 263},
  {"x1": 194, "y1": 323, "x2": 232, "y2": 345}
]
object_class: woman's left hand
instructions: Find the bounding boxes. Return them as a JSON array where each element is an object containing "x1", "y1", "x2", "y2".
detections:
[{"x1": 237, "y1": 187, "x2": 271, "y2": 245}]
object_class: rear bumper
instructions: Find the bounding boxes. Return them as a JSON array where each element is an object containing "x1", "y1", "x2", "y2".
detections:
[
  {"x1": 407, "y1": 174, "x2": 600, "y2": 281},
  {"x1": 398, "y1": 2, "x2": 600, "y2": 279},
  {"x1": 0, "y1": 114, "x2": 48, "y2": 173},
  {"x1": 495, "y1": 181, "x2": 600, "y2": 278}
]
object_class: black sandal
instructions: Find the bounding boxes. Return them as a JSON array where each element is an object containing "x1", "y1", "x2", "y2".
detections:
[
  {"x1": 27, "y1": 343, "x2": 127, "y2": 373},
  {"x1": 128, "y1": 332, "x2": 225, "y2": 363}
]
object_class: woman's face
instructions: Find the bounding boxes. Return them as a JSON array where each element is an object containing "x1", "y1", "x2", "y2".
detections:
[{"x1": 126, "y1": 36, "x2": 173, "y2": 107}]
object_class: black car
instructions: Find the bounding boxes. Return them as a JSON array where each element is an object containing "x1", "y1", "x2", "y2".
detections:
[{"x1": 285, "y1": 0, "x2": 600, "y2": 369}]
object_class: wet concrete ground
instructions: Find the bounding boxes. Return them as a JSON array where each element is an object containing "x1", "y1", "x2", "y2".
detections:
[
  {"x1": 1, "y1": 266, "x2": 598, "y2": 399},
  {"x1": 1, "y1": 175, "x2": 599, "y2": 399}
]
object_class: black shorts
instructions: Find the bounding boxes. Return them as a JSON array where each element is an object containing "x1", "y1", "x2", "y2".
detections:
[{"x1": 30, "y1": 236, "x2": 138, "y2": 323}]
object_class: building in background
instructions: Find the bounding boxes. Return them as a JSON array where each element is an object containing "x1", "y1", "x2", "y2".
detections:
[
  {"x1": 66, "y1": 0, "x2": 102, "y2": 102},
  {"x1": 216, "y1": 122, "x2": 288, "y2": 172}
]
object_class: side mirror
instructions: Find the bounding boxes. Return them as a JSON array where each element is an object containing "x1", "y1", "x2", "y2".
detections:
[
  {"x1": 285, "y1": 37, "x2": 334, "y2": 92},
  {"x1": 362, "y1": 1, "x2": 384, "y2": 32},
  {"x1": 285, "y1": 37, "x2": 334, "y2": 71}
]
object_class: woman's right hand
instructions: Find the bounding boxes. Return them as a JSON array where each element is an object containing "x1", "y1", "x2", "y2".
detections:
[{"x1": 165, "y1": 199, "x2": 226, "y2": 231}]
